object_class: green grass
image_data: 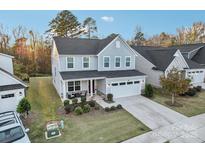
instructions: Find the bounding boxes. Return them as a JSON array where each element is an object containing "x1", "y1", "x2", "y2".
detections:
[
  {"x1": 25, "y1": 77, "x2": 150, "y2": 143},
  {"x1": 151, "y1": 88, "x2": 205, "y2": 117}
]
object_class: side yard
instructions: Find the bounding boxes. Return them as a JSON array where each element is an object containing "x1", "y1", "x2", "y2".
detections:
[
  {"x1": 151, "y1": 88, "x2": 205, "y2": 117},
  {"x1": 25, "y1": 77, "x2": 150, "y2": 143}
]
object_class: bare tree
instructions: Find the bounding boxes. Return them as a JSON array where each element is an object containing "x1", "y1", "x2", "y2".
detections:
[{"x1": 12, "y1": 25, "x2": 27, "y2": 40}]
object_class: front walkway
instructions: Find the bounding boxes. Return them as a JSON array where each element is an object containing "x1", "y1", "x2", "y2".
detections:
[{"x1": 116, "y1": 95, "x2": 187, "y2": 130}]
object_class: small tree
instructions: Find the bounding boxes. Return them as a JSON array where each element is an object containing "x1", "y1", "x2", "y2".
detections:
[
  {"x1": 17, "y1": 98, "x2": 31, "y2": 117},
  {"x1": 160, "y1": 68, "x2": 191, "y2": 105},
  {"x1": 144, "y1": 84, "x2": 154, "y2": 98}
]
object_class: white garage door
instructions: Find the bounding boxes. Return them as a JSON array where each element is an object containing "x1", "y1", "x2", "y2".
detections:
[
  {"x1": 0, "y1": 92, "x2": 18, "y2": 112},
  {"x1": 111, "y1": 80, "x2": 141, "y2": 98},
  {"x1": 187, "y1": 70, "x2": 205, "y2": 85}
]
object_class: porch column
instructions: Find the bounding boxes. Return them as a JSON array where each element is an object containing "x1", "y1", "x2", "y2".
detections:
[
  {"x1": 62, "y1": 81, "x2": 66, "y2": 100},
  {"x1": 90, "y1": 79, "x2": 93, "y2": 96}
]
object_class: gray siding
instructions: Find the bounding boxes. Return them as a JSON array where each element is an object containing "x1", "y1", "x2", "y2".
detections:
[
  {"x1": 98, "y1": 37, "x2": 135, "y2": 71},
  {"x1": 135, "y1": 54, "x2": 163, "y2": 87},
  {"x1": 59, "y1": 55, "x2": 98, "y2": 72}
]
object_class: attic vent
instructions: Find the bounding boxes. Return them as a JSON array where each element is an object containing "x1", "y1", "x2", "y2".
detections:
[{"x1": 116, "y1": 41, "x2": 120, "y2": 48}]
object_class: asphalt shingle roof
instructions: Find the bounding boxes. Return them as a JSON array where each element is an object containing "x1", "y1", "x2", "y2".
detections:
[
  {"x1": 0, "y1": 84, "x2": 25, "y2": 92},
  {"x1": 191, "y1": 47, "x2": 205, "y2": 65},
  {"x1": 53, "y1": 35, "x2": 118, "y2": 55},
  {"x1": 60, "y1": 70, "x2": 145, "y2": 80},
  {"x1": 131, "y1": 46, "x2": 177, "y2": 71},
  {"x1": 169, "y1": 43, "x2": 205, "y2": 53}
]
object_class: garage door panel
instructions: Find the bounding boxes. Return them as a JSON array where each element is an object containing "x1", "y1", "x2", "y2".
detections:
[{"x1": 111, "y1": 81, "x2": 141, "y2": 98}]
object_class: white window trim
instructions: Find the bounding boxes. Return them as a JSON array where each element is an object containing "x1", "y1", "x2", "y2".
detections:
[
  {"x1": 67, "y1": 80, "x2": 82, "y2": 92},
  {"x1": 125, "y1": 56, "x2": 131, "y2": 68},
  {"x1": 82, "y1": 56, "x2": 90, "y2": 69},
  {"x1": 66, "y1": 56, "x2": 75, "y2": 69},
  {"x1": 114, "y1": 56, "x2": 121, "y2": 68},
  {"x1": 103, "y1": 56, "x2": 110, "y2": 68}
]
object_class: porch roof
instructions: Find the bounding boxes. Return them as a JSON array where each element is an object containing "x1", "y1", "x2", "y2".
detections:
[{"x1": 60, "y1": 70, "x2": 145, "y2": 80}]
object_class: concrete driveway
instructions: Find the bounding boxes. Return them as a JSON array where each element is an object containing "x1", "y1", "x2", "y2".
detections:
[{"x1": 115, "y1": 95, "x2": 187, "y2": 130}]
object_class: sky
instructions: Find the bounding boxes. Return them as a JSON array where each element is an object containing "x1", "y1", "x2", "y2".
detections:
[{"x1": 0, "y1": 10, "x2": 205, "y2": 40}]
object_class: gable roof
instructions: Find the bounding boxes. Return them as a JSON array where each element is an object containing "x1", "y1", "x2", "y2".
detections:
[
  {"x1": 0, "y1": 67, "x2": 28, "y2": 88},
  {"x1": 131, "y1": 46, "x2": 177, "y2": 71},
  {"x1": 191, "y1": 46, "x2": 205, "y2": 65},
  {"x1": 53, "y1": 35, "x2": 118, "y2": 55},
  {"x1": 184, "y1": 56, "x2": 205, "y2": 69}
]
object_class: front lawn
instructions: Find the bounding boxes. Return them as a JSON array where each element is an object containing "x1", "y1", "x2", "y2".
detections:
[
  {"x1": 25, "y1": 77, "x2": 150, "y2": 143},
  {"x1": 151, "y1": 88, "x2": 205, "y2": 117}
]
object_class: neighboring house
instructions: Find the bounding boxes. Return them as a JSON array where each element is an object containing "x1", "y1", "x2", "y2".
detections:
[
  {"x1": 132, "y1": 46, "x2": 205, "y2": 87},
  {"x1": 52, "y1": 35, "x2": 146, "y2": 101},
  {"x1": 0, "y1": 53, "x2": 28, "y2": 112}
]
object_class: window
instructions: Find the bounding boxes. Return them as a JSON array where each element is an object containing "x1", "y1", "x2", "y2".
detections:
[
  {"x1": 134, "y1": 81, "x2": 140, "y2": 84},
  {"x1": 68, "y1": 81, "x2": 81, "y2": 92},
  {"x1": 196, "y1": 71, "x2": 199, "y2": 73},
  {"x1": 75, "y1": 81, "x2": 81, "y2": 91},
  {"x1": 125, "y1": 57, "x2": 131, "y2": 67},
  {"x1": 127, "y1": 81, "x2": 133, "y2": 85},
  {"x1": 115, "y1": 57, "x2": 121, "y2": 67},
  {"x1": 112, "y1": 83, "x2": 118, "y2": 86},
  {"x1": 67, "y1": 57, "x2": 74, "y2": 68},
  {"x1": 1, "y1": 94, "x2": 14, "y2": 99},
  {"x1": 83, "y1": 57, "x2": 89, "y2": 68},
  {"x1": 104, "y1": 57, "x2": 110, "y2": 68},
  {"x1": 116, "y1": 41, "x2": 121, "y2": 48},
  {"x1": 119, "y1": 82, "x2": 126, "y2": 85},
  {"x1": 200, "y1": 71, "x2": 203, "y2": 73},
  {"x1": 68, "y1": 82, "x2": 74, "y2": 91}
]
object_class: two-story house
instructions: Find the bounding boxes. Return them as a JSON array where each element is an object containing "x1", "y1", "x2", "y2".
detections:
[
  {"x1": 52, "y1": 35, "x2": 146, "y2": 101},
  {"x1": 0, "y1": 53, "x2": 28, "y2": 112}
]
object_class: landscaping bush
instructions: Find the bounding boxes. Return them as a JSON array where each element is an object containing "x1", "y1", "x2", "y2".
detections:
[
  {"x1": 107, "y1": 93, "x2": 113, "y2": 102},
  {"x1": 81, "y1": 96, "x2": 86, "y2": 103},
  {"x1": 64, "y1": 105, "x2": 74, "y2": 114},
  {"x1": 144, "y1": 84, "x2": 154, "y2": 98},
  {"x1": 116, "y1": 104, "x2": 123, "y2": 109},
  {"x1": 72, "y1": 98, "x2": 78, "y2": 104},
  {"x1": 64, "y1": 100, "x2": 70, "y2": 106},
  {"x1": 88, "y1": 100, "x2": 96, "y2": 107},
  {"x1": 194, "y1": 86, "x2": 202, "y2": 92},
  {"x1": 104, "y1": 107, "x2": 110, "y2": 112},
  {"x1": 83, "y1": 104, "x2": 91, "y2": 113},
  {"x1": 185, "y1": 88, "x2": 197, "y2": 96},
  {"x1": 110, "y1": 106, "x2": 116, "y2": 111},
  {"x1": 74, "y1": 106, "x2": 83, "y2": 115},
  {"x1": 17, "y1": 98, "x2": 31, "y2": 116}
]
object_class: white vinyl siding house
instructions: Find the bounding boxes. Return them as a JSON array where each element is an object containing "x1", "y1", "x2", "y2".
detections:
[
  {"x1": 0, "y1": 53, "x2": 27, "y2": 112},
  {"x1": 52, "y1": 35, "x2": 146, "y2": 101}
]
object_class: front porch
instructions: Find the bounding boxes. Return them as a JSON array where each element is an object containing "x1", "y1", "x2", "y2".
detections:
[{"x1": 60, "y1": 78, "x2": 106, "y2": 101}]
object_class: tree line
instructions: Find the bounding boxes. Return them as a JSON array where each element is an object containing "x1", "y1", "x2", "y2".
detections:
[{"x1": 129, "y1": 22, "x2": 205, "y2": 46}]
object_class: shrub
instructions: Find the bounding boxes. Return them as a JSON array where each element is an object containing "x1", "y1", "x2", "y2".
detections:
[
  {"x1": 72, "y1": 98, "x2": 78, "y2": 104},
  {"x1": 64, "y1": 105, "x2": 74, "y2": 114},
  {"x1": 116, "y1": 104, "x2": 123, "y2": 109},
  {"x1": 81, "y1": 96, "x2": 86, "y2": 103},
  {"x1": 194, "y1": 86, "x2": 202, "y2": 92},
  {"x1": 83, "y1": 104, "x2": 91, "y2": 113},
  {"x1": 104, "y1": 107, "x2": 110, "y2": 112},
  {"x1": 144, "y1": 84, "x2": 154, "y2": 98},
  {"x1": 110, "y1": 106, "x2": 116, "y2": 111},
  {"x1": 74, "y1": 106, "x2": 83, "y2": 115},
  {"x1": 185, "y1": 88, "x2": 197, "y2": 96},
  {"x1": 88, "y1": 100, "x2": 96, "y2": 107},
  {"x1": 107, "y1": 93, "x2": 113, "y2": 102},
  {"x1": 17, "y1": 98, "x2": 31, "y2": 116},
  {"x1": 64, "y1": 100, "x2": 70, "y2": 106}
]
